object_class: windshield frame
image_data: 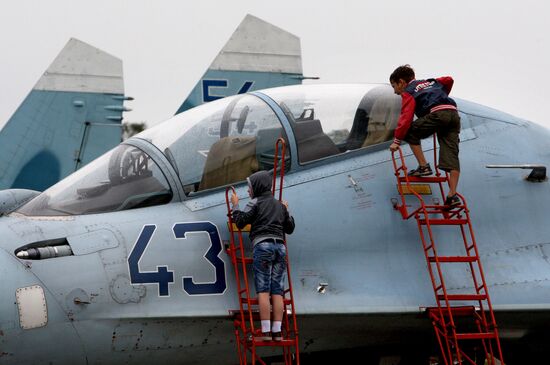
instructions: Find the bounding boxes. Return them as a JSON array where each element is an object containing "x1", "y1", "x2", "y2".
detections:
[
  {"x1": 15, "y1": 139, "x2": 184, "y2": 217},
  {"x1": 124, "y1": 138, "x2": 185, "y2": 201},
  {"x1": 135, "y1": 93, "x2": 295, "y2": 198}
]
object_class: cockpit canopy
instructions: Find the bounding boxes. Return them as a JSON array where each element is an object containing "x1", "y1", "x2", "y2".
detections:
[
  {"x1": 141, "y1": 84, "x2": 400, "y2": 194},
  {"x1": 17, "y1": 144, "x2": 173, "y2": 216},
  {"x1": 17, "y1": 84, "x2": 401, "y2": 216}
]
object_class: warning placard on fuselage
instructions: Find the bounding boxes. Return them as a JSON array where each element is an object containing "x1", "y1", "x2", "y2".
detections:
[{"x1": 397, "y1": 184, "x2": 432, "y2": 195}]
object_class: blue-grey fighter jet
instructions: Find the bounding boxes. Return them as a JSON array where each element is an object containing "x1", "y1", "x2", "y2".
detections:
[{"x1": 1, "y1": 83, "x2": 549, "y2": 364}]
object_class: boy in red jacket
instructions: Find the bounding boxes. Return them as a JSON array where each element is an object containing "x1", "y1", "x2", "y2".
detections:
[{"x1": 389, "y1": 65, "x2": 461, "y2": 207}]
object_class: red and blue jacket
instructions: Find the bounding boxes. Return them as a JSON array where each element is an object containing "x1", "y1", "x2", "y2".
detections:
[{"x1": 393, "y1": 77, "x2": 457, "y2": 144}]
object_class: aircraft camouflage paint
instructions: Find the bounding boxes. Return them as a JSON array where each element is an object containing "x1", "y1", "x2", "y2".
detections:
[
  {"x1": 0, "y1": 38, "x2": 129, "y2": 192},
  {"x1": 175, "y1": 14, "x2": 304, "y2": 115},
  {"x1": 1, "y1": 81, "x2": 549, "y2": 364}
]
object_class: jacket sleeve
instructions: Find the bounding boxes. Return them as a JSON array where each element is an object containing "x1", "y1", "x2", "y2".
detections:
[
  {"x1": 436, "y1": 76, "x2": 454, "y2": 95},
  {"x1": 393, "y1": 92, "x2": 415, "y2": 143},
  {"x1": 232, "y1": 201, "x2": 256, "y2": 229},
  {"x1": 282, "y1": 206, "x2": 295, "y2": 235}
]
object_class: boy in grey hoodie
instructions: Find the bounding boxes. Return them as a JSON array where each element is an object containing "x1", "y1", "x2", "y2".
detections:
[{"x1": 231, "y1": 170, "x2": 295, "y2": 341}]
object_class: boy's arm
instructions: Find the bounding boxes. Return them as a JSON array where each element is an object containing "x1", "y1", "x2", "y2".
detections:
[
  {"x1": 391, "y1": 92, "x2": 416, "y2": 148},
  {"x1": 282, "y1": 205, "x2": 295, "y2": 235},
  {"x1": 232, "y1": 200, "x2": 257, "y2": 229},
  {"x1": 437, "y1": 76, "x2": 454, "y2": 95}
]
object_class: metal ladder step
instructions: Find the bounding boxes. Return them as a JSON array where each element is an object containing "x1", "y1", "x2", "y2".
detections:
[
  {"x1": 437, "y1": 294, "x2": 487, "y2": 301},
  {"x1": 242, "y1": 297, "x2": 293, "y2": 305},
  {"x1": 456, "y1": 332, "x2": 497, "y2": 340},
  {"x1": 420, "y1": 218, "x2": 468, "y2": 225},
  {"x1": 428, "y1": 256, "x2": 478, "y2": 263},
  {"x1": 398, "y1": 176, "x2": 448, "y2": 183},
  {"x1": 426, "y1": 306, "x2": 478, "y2": 318},
  {"x1": 254, "y1": 338, "x2": 299, "y2": 346}
]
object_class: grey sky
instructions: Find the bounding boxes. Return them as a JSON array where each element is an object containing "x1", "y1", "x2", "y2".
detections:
[{"x1": 1, "y1": 0, "x2": 549, "y2": 129}]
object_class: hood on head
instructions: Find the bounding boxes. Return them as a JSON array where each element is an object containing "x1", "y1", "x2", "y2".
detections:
[{"x1": 247, "y1": 170, "x2": 272, "y2": 198}]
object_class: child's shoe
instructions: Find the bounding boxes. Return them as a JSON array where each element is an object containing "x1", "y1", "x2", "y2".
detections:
[
  {"x1": 272, "y1": 332, "x2": 283, "y2": 342},
  {"x1": 444, "y1": 194, "x2": 461, "y2": 209},
  {"x1": 255, "y1": 332, "x2": 272, "y2": 342},
  {"x1": 408, "y1": 163, "x2": 433, "y2": 177}
]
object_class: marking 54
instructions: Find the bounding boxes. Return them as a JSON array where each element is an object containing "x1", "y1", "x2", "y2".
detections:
[
  {"x1": 202, "y1": 79, "x2": 254, "y2": 102},
  {"x1": 128, "y1": 222, "x2": 227, "y2": 297}
]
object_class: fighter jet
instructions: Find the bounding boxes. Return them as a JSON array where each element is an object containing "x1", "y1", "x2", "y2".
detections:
[
  {"x1": 0, "y1": 81, "x2": 548, "y2": 364},
  {"x1": 0, "y1": 38, "x2": 130, "y2": 192}
]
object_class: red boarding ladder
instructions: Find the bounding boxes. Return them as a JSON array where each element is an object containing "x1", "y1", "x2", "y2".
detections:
[
  {"x1": 225, "y1": 138, "x2": 300, "y2": 365},
  {"x1": 391, "y1": 135, "x2": 504, "y2": 365}
]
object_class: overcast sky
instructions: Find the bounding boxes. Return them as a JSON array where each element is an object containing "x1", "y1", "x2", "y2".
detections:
[{"x1": 1, "y1": 0, "x2": 549, "y2": 129}]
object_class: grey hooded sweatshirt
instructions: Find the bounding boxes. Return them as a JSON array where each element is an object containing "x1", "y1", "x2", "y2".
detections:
[{"x1": 232, "y1": 170, "x2": 295, "y2": 245}]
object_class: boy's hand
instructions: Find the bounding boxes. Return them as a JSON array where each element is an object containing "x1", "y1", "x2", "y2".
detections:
[
  {"x1": 389, "y1": 143, "x2": 400, "y2": 152},
  {"x1": 231, "y1": 192, "x2": 239, "y2": 207}
]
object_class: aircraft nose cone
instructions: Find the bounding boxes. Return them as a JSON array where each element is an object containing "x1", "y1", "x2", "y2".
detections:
[{"x1": 0, "y1": 246, "x2": 87, "y2": 364}]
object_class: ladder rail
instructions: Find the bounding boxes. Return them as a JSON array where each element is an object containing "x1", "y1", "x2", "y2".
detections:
[
  {"x1": 225, "y1": 137, "x2": 300, "y2": 364},
  {"x1": 392, "y1": 135, "x2": 449, "y2": 219},
  {"x1": 272, "y1": 138, "x2": 286, "y2": 201},
  {"x1": 391, "y1": 137, "x2": 505, "y2": 365},
  {"x1": 454, "y1": 198, "x2": 498, "y2": 341},
  {"x1": 458, "y1": 194, "x2": 504, "y2": 360},
  {"x1": 417, "y1": 218, "x2": 463, "y2": 362},
  {"x1": 394, "y1": 144, "x2": 463, "y2": 359},
  {"x1": 225, "y1": 187, "x2": 256, "y2": 336},
  {"x1": 394, "y1": 147, "x2": 465, "y2": 362},
  {"x1": 431, "y1": 319, "x2": 452, "y2": 365},
  {"x1": 393, "y1": 142, "x2": 461, "y2": 343},
  {"x1": 458, "y1": 222, "x2": 488, "y2": 314},
  {"x1": 273, "y1": 138, "x2": 300, "y2": 355}
]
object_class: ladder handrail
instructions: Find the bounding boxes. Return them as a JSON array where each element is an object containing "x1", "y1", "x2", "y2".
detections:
[
  {"x1": 391, "y1": 145, "x2": 428, "y2": 219},
  {"x1": 225, "y1": 137, "x2": 300, "y2": 364},
  {"x1": 392, "y1": 144, "x2": 462, "y2": 356},
  {"x1": 272, "y1": 138, "x2": 286, "y2": 201},
  {"x1": 390, "y1": 137, "x2": 504, "y2": 365},
  {"x1": 392, "y1": 142, "x2": 470, "y2": 328},
  {"x1": 397, "y1": 147, "x2": 467, "y2": 360},
  {"x1": 274, "y1": 138, "x2": 300, "y2": 343},
  {"x1": 225, "y1": 186, "x2": 256, "y2": 335}
]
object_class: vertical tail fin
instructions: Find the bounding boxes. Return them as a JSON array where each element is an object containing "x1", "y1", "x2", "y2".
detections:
[
  {"x1": 175, "y1": 14, "x2": 303, "y2": 114},
  {"x1": 0, "y1": 38, "x2": 129, "y2": 191}
]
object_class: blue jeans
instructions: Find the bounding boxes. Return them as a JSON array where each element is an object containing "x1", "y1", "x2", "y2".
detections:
[{"x1": 253, "y1": 240, "x2": 287, "y2": 295}]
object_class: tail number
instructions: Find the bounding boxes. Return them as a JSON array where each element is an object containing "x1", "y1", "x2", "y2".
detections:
[
  {"x1": 128, "y1": 222, "x2": 226, "y2": 297},
  {"x1": 202, "y1": 79, "x2": 254, "y2": 102}
]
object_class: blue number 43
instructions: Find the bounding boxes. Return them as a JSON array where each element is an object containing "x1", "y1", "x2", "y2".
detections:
[{"x1": 128, "y1": 222, "x2": 226, "y2": 296}]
